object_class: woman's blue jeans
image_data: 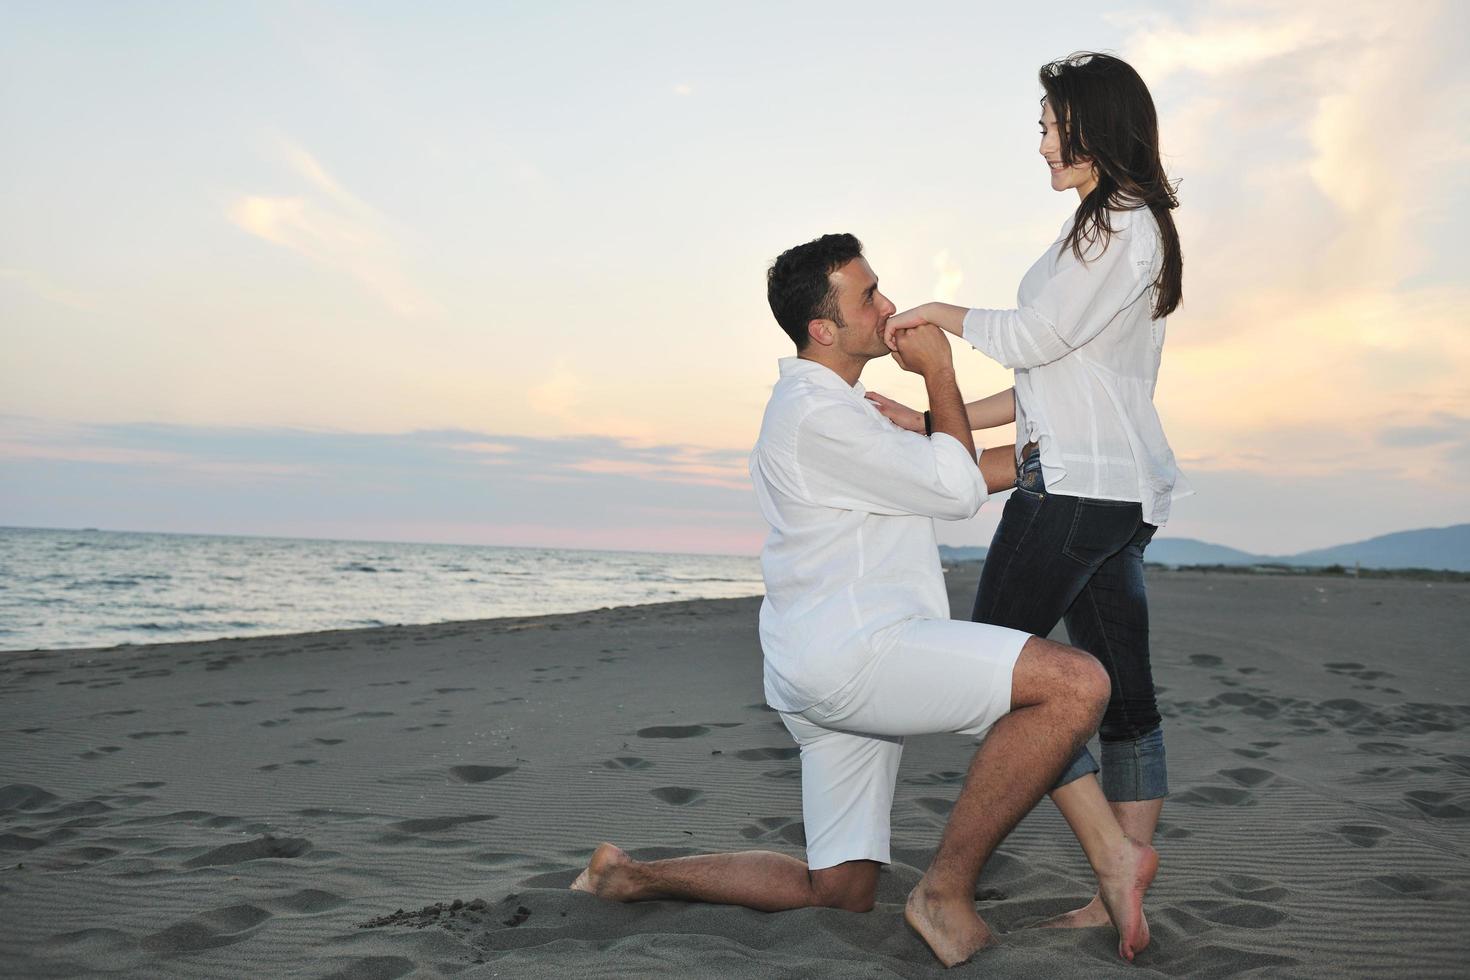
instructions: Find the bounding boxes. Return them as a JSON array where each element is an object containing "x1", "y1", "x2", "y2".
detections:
[{"x1": 973, "y1": 449, "x2": 1167, "y2": 801}]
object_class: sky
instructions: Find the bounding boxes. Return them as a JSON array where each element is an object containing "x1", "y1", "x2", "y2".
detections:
[{"x1": 2, "y1": 0, "x2": 1467, "y2": 556}]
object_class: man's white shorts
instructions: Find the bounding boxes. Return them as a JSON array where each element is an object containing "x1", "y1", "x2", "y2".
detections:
[{"x1": 779, "y1": 617, "x2": 1030, "y2": 871}]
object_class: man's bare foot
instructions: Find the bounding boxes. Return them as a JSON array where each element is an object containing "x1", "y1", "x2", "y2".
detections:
[
  {"x1": 570, "y1": 843, "x2": 642, "y2": 901},
  {"x1": 905, "y1": 883, "x2": 998, "y2": 968},
  {"x1": 1095, "y1": 838, "x2": 1157, "y2": 961}
]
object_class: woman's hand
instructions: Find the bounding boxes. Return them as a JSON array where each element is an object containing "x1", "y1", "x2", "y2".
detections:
[
  {"x1": 865, "y1": 391, "x2": 925, "y2": 433},
  {"x1": 883, "y1": 305, "x2": 931, "y2": 351}
]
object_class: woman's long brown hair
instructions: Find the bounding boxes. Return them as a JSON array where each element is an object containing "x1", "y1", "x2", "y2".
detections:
[{"x1": 1040, "y1": 52, "x2": 1182, "y2": 320}]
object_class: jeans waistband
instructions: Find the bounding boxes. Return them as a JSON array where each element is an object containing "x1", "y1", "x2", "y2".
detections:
[{"x1": 1017, "y1": 442, "x2": 1044, "y2": 493}]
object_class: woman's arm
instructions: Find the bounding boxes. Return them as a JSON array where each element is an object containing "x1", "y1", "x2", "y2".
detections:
[
  {"x1": 965, "y1": 387, "x2": 1015, "y2": 429},
  {"x1": 887, "y1": 217, "x2": 1156, "y2": 369},
  {"x1": 865, "y1": 387, "x2": 1015, "y2": 433}
]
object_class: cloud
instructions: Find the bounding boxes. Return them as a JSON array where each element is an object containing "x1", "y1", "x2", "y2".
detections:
[
  {"x1": 931, "y1": 249, "x2": 964, "y2": 303},
  {"x1": 1377, "y1": 413, "x2": 1470, "y2": 448},
  {"x1": 526, "y1": 364, "x2": 581, "y2": 418},
  {"x1": 673, "y1": 82, "x2": 694, "y2": 97},
  {"x1": 1124, "y1": 15, "x2": 1314, "y2": 80},
  {"x1": 0, "y1": 417, "x2": 764, "y2": 553},
  {"x1": 0, "y1": 267, "x2": 96, "y2": 313},
  {"x1": 1115, "y1": 0, "x2": 1470, "y2": 502},
  {"x1": 226, "y1": 138, "x2": 437, "y2": 317}
]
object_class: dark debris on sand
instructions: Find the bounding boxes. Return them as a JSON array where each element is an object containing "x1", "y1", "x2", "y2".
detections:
[
  {"x1": 359, "y1": 894, "x2": 541, "y2": 931},
  {"x1": 358, "y1": 897, "x2": 492, "y2": 930}
]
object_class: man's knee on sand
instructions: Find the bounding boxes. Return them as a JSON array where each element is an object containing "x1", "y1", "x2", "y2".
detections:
[
  {"x1": 810, "y1": 860, "x2": 880, "y2": 912},
  {"x1": 1013, "y1": 636, "x2": 1110, "y2": 720}
]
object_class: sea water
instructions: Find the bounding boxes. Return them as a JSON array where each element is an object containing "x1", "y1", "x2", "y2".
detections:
[{"x1": 0, "y1": 527, "x2": 765, "y2": 651}]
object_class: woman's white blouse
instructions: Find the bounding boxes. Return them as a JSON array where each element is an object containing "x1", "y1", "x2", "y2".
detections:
[{"x1": 962, "y1": 205, "x2": 1191, "y2": 525}]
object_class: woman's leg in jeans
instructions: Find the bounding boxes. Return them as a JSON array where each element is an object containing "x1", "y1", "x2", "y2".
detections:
[
  {"x1": 1043, "y1": 521, "x2": 1164, "y2": 932},
  {"x1": 974, "y1": 489, "x2": 1154, "y2": 952}
]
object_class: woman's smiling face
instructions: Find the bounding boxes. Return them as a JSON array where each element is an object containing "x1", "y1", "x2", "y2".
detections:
[{"x1": 1039, "y1": 100, "x2": 1098, "y2": 199}]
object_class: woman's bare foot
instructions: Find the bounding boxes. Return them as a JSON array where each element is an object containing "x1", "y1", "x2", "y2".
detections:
[
  {"x1": 1095, "y1": 837, "x2": 1157, "y2": 961},
  {"x1": 1036, "y1": 893, "x2": 1112, "y2": 929},
  {"x1": 570, "y1": 843, "x2": 643, "y2": 901},
  {"x1": 905, "y1": 882, "x2": 998, "y2": 968}
]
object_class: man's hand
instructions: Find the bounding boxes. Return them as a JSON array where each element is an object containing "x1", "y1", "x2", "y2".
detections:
[
  {"x1": 893, "y1": 322, "x2": 955, "y2": 378},
  {"x1": 864, "y1": 391, "x2": 924, "y2": 433},
  {"x1": 884, "y1": 304, "x2": 931, "y2": 350}
]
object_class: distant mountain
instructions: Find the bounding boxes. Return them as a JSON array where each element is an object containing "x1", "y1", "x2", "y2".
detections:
[
  {"x1": 944, "y1": 524, "x2": 1470, "y2": 572},
  {"x1": 1150, "y1": 524, "x2": 1470, "y2": 573},
  {"x1": 1284, "y1": 524, "x2": 1470, "y2": 573},
  {"x1": 1145, "y1": 538, "x2": 1262, "y2": 567}
]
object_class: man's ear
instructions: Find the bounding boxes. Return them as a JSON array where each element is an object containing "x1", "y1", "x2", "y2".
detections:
[{"x1": 806, "y1": 318, "x2": 837, "y2": 347}]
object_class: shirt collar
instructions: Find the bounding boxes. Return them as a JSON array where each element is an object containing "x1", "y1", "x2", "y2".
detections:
[{"x1": 778, "y1": 356, "x2": 866, "y2": 397}]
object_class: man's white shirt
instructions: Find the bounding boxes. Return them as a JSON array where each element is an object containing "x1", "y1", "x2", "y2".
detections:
[{"x1": 749, "y1": 357, "x2": 988, "y2": 713}]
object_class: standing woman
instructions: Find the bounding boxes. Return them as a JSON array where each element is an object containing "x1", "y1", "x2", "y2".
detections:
[{"x1": 871, "y1": 51, "x2": 1187, "y2": 950}]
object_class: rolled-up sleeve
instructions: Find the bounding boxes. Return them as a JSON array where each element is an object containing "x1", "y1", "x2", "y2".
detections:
[
  {"x1": 963, "y1": 222, "x2": 1155, "y2": 370},
  {"x1": 794, "y1": 404, "x2": 986, "y2": 520}
]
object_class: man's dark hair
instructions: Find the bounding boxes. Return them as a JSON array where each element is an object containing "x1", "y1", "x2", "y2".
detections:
[{"x1": 766, "y1": 233, "x2": 863, "y2": 350}]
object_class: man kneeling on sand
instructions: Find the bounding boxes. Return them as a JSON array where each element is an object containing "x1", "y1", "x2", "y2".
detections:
[{"x1": 573, "y1": 233, "x2": 1155, "y2": 967}]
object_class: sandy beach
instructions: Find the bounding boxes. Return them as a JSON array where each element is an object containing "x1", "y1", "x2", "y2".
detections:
[{"x1": 3, "y1": 566, "x2": 1468, "y2": 978}]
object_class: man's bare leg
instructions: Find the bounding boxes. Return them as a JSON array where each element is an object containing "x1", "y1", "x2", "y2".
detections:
[
  {"x1": 904, "y1": 637, "x2": 1120, "y2": 967},
  {"x1": 572, "y1": 844, "x2": 879, "y2": 913},
  {"x1": 1041, "y1": 781, "x2": 1161, "y2": 959}
]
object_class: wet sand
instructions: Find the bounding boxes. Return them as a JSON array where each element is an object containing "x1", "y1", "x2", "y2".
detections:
[{"x1": 2, "y1": 568, "x2": 1468, "y2": 978}]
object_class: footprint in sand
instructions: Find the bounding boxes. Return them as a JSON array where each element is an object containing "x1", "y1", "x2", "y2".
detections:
[
  {"x1": 1210, "y1": 873, "x2": 1289, "y2": 902},
  {"x1": 1354, "y1": 873, "x2": 1456, "y2": 900},
  {"x1": 734, "y1": 747, "x2": 800, "y2": 761},
  {"x1": 915, "y1": 797, "x2": 955, "y2": 816},
  {"x1": 389, "y1": 814, "x2": 497, "y2": 834},
  {"x1": 1180, "y1": 898, "x2": 1288, "y2": 929},
  {"x1": 140, "y1": 904, "x2": 272, "y2": 952},
  {"x1": 1403, "y1": 790, "x2": 1470, "y2": 819},
  {"x1": 903, "y1": 770, "x2": 967, "y2": 786},
  {"x1": 41, "y1": 928, "x2": 141, "y2": 970},
  {"x1": 739, "y1": 816, "x2": 805, "y2": 846},
  {"x1": 183, "y1": 835, "x2": 312, "y2": 868},
  {"x1": 1332, "y1": 823, "x2": 1390, "y2": 848},
  {"x1": 318, "y1": 955, "x2": 416, "y2": 980},
  {"x1": 1219, "y1": 767, "x2": 1275, "y2": 787},
  {"x1": 79, "y1": 746, "x2": 124, "y2": 760},
  {"x1": 0, "y1": 833, "x2": 48, "y2": 852},
  {"x1": 449, "y1": 765, "x2": 518, "y2": 784},
  {"x1": 1154, "y1": 818, "x2": 1192, "y2": 840},
  {"x1": 760, "y1": 768, "x2": 801, "y2": 780},
  {"x1": 1172, "y1": 785, "x2": 1254, "y2": 807},
  {"x1": 650, "y1": 786, "x2": 705, "y2": 806},
  {"x1": 636, "y1": 725, "x2": 710, "y2": 739},
  {"x1": 270, "y1": 888, "x2": 348, "y2": 914},
  {"x1": 601, "y1": 757, "x2": 653, "y2": 771}
]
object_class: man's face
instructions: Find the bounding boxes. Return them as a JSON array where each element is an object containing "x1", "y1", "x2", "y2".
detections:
[{"x1": 826, "y1": 257, "x2": 896, "y2": 359}]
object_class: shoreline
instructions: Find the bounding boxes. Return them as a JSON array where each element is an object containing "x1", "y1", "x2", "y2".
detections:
[{"x1": 16, "y1": 560, "x2": 1463, "y2": 658}]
